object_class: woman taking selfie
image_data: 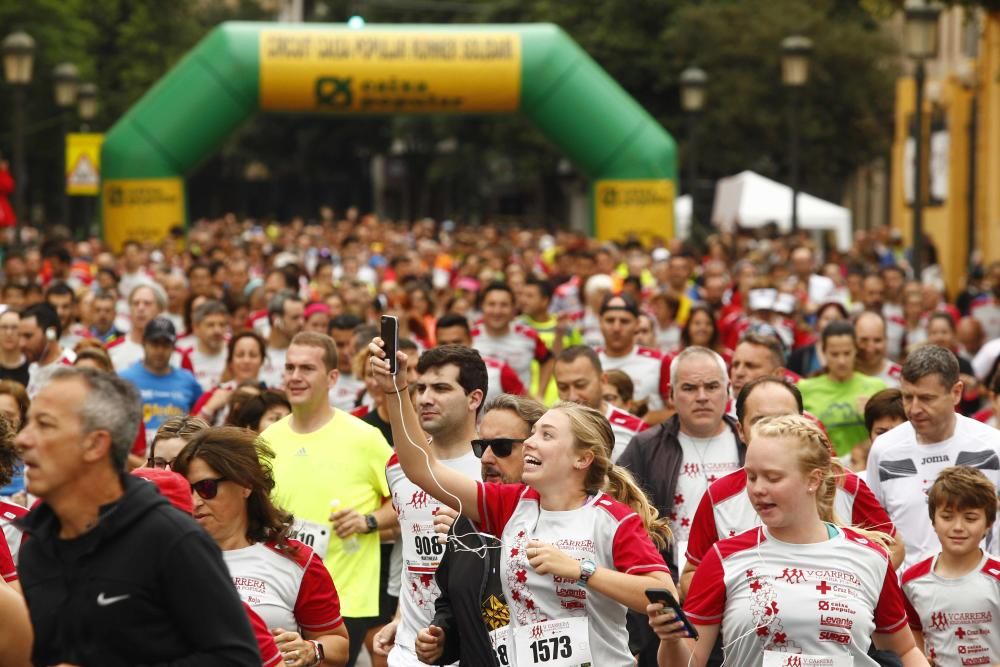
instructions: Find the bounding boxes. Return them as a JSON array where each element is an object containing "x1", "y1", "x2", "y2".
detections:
[
  {"x1": 368, "y1": 339, "x2": 685, "y2": 667},
  {"x1": 172, "y1": 427, "x2": 349, "y2": 666},
  {"x1": 666, "y1": 415, "x2": 927, "y2": 667}
]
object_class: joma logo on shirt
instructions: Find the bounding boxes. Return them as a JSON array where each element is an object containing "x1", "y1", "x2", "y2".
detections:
[{"x1": 920, "y1": 455, "x2": 950, "y2": 465}]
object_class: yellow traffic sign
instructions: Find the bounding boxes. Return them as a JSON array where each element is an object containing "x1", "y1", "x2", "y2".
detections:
[{"x1": 66, "y1": 133, "x2": 104, "y2": 195}]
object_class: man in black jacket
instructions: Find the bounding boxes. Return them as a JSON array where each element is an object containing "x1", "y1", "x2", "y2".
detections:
[
  {"x1": 15, "y1": 366, "x2": 259, "y2": 667},
  {"x1": 414, "y1": 393, "x2": 545, "y2": 667}
]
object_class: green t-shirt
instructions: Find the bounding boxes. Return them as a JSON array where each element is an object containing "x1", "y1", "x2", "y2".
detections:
[
  {"x1": 798, "y1": 372, "x2": 887, "y2": 456},
  {"x1": 262, "y1": 410, "x2": 393, "y2": 618}
]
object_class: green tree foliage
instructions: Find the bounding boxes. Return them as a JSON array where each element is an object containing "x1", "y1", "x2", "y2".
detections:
[{"x1": 0, "y1": 0, "x2": 916, "y2": 226}]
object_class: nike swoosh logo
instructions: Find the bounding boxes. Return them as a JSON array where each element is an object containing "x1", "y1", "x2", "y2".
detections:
[{"x1": 96, "y1": 592, "x2": 131, "y2": 606}]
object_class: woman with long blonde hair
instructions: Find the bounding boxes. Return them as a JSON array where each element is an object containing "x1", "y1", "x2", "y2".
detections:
[
  {"x1": 661, "y1": 414, "x2": 927, "y2": 667},
  {"x1": 368, "y1": 339, "x2": 684, "y2": 667}
]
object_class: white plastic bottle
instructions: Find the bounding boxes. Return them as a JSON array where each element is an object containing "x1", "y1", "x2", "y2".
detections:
[{"x1": 330, "y1": 498, "x2": 360, "y2": 554}]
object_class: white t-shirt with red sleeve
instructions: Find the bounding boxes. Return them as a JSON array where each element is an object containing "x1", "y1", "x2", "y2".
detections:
[
  {"x1": 475, "y1": 482, "x2": 669, "y2": 667},
  {"x1": 684, "y1": 525, "x2": 908, "y2": 667},
  {"x1": 483, "y1": 355, "x2": 526, "y2": 407},
  {"x1": 685, "y1": 468, "x2": 897, "y2": 569},
  {"x1": 0, "y1": 499, "x2": 27, "y2": 565},
  {"x1": 598, "y1": 346, "x2": 669, "y2": 411},
  {"x1": 177, "y1": 344, "x2": 227, "y2": 392},
  {"x1": 604, "y1": 404, "x2": 648, "y2": 463},
  {"x1": 902, "y1": 552, "x2": 1000, "y2": 666},
  {"x1": 472, "y1": 323, "x2": 551, "y2": 390},
  {"x1": 387, "y1": 450, "x2": 482, "y2": 662},
  {"x1": 222, "y1": 539, "x2": 344, "y2": 634}
]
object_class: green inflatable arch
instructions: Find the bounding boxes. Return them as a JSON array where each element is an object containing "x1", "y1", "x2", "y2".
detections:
[{"x1": 100, "y1": 22, "x2": 676, "y2": 249}]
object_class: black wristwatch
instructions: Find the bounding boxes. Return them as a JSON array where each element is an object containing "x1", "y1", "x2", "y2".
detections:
[{"x1": 364, "y1": 514, "x2": 379, "y2": 533}]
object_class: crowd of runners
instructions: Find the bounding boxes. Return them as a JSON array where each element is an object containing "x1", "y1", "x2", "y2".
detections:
[{"x1": 0, "y1": 212, "x2": 996, "y2": 667}]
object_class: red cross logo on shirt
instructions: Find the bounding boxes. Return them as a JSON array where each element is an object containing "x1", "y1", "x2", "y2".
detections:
[
  {"x1": 674, "y1": 493, "x2": 684, "y2": 505},
  {"x1": 707, "y1": 475, "x2": 718, "y2": 483},
  {"x1": 955, "y1": 627, "x2": 966, "y2": 640},
  {"x1": 816, "y1": 580, "x2": 831, "y2": 595},
  {"x1": 750, "y1": 580, "x2": 762, "y2": 592}
]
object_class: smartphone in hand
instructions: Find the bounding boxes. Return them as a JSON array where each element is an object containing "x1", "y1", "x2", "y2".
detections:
[
  {"x1": 645, "y1": 587, "x2": 699, "y2": 640},
  {"x1": 380, "y1": 315, "x2": 399, "y2": 376}
]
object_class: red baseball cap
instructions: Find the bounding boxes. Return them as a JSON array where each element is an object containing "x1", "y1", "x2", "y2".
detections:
[{"x1": 132, "y1": 467, "x2": 194, "y2": 515}]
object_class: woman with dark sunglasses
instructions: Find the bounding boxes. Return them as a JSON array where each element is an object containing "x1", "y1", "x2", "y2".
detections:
[
  {"x1": 369, "y1": 340, "x2": 686, "y2": 667},
  {"x1": 172, "y1": 427, "x2": 349, "y2": 667}
]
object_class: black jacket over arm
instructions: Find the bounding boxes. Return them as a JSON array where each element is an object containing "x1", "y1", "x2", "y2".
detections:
[
  {"x1": 430, "y1": 515, "x2": 504, "y2": 667},
  {"x1": 18, "y1": 475, "x2": 260, "y2": 667}
]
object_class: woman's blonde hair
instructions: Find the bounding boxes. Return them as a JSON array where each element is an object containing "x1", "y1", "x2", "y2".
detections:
[
  {"x1": 551, "y1": 401, "x2": 672, "y2": 549},
  {"x1": 750, "y1": 414, "x2": 893, "y2": 550}
]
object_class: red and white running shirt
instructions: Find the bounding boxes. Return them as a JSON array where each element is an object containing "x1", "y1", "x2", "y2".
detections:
[
  {"x1": 26, "y1": 349, "x2": 76, "y2": 399},
  {"x1": 242, "y1": 603, "x2": 282, "y2": 667},
  {"x1": 685, "y1": 468, "x2": 896, "y2": 568},
  {"x1": 177, "y1": 344, "x2": 227, "y2": 392},
  {"x1": 476, "y1": 483, "x2": 669, "y2": 667},
  {"x1": 223, "y1": 539, "x2": 344, "y2": 634},
  {"x1": 472, "y1": 324, "x2": 551, "y2": 390},
  {"x1": 902, "y1": 552, "x2": 1000, "y2": 666},
  {"x1": 598, "y1": 346, "x2": 669, "y2": 411},
  {"x1": 387, "y1": 450, "x2": 482, "y2": 658},
  {"x1": 0, "y1": 500, "x2": 27, "y2": 565},
  {"x1": 685, "y1": 526, "x2": 908, "y2": 667},
  {"x1": 328, "y1": 373, "x2": 366, "y2": 412},
  {"x1": 604, "y1": 404, "x2": 648, "y2": 463},
  {"x1": 871, "y1": 358, "x2": 903, "y2": 389},
  {"x1": 483, "y1": 356, "x2": 526, "y2": 407}
]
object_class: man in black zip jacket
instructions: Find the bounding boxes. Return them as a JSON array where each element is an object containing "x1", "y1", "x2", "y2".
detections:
[
  {"x1": 414, "y1": 394, "x2": 544, "y2": 666},
  {"x1": 15, "y1": 366, "x2": 260, "y2": 667}
]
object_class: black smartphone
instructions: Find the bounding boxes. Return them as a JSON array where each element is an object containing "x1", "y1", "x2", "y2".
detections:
[
  {"x1": 645, "y1": 587, "x2": 699, "y2": 640},
  {"x1": 380, "y1": 315, "x2": 399, "y2": 376}
]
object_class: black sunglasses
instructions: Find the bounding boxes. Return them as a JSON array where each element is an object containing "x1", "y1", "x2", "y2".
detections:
[
  {"x1": 471, "y1": 438, "x2": 525, "y2": 459},
  {"x1": 190, "y1": 477, "x2": 227, "y2": 500}
]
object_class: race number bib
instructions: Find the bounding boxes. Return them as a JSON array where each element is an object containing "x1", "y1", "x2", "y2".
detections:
[
  {"x1": 489, "y1": 626, "x2": 512, "y2": 667},
  {"x1": 763, "y1": 651, "x2": 854, "y2": 667},
  {"x1": 289, "y1": 518, "x2": 331, "y2": 557},
  {"x1": 514, "y1": 617, "x2": 591, "y2": 667},
  {"x1": 401, "y1": 517, "x2": 445, "y2": 571}
]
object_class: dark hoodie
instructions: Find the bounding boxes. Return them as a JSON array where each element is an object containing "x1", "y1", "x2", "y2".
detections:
[{"x1": 18, "y1": 474, "x2": 260, "y2": 667}]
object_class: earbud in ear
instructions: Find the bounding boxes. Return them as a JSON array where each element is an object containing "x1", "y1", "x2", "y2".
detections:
[{"x1": 45, "y1": 327, "x2": 57, "y2": 341}]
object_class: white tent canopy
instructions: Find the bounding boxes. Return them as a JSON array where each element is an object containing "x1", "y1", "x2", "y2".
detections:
[
  {"x1": 674, "y1": 194, "x2": 692, "y2": 240},
  {"x1": 711, "y1": 170, "x2": 852, "y2": 250}
]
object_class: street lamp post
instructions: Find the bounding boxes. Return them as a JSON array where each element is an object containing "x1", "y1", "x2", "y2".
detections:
[
  {"x1": 2, "y1": 30, "x2": 36, "y2": 249},
  {"x1": 781, "y1": 35, "x2": 813, "y2": 236},
  {"x1": 680, "y1": 66, "x2": 707, "y2": 237},
  {"x1": 76, "y1": 83, "x2": 99, "y2": 237},
  {"x1": 54, "y1": 62, "x2": 81, "y2": 228},
  {"x1": 903, "y1": 0, "x2": 942, "y2": 280}
]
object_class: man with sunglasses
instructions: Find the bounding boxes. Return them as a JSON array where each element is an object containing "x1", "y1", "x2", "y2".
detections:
[
  {"x1": 15, "y1": 367, "x2": 259, "y2": 665},
  {"x1": 412, "y1": 393, "x2": 545, "y2": 666},
  {"x1": 376, "y1": 345, "x2": 487, "y2": 667},
  {"x1": 554, "y1": 345, "x2": 649, "y2": 462}
]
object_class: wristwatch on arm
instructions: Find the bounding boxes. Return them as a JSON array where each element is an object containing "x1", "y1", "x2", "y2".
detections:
[
  {"x1": 578, "y1": 559, "x2": 597, "y2": 587},
  {"x1": 364, "y1": 514, "x2": 379, "y2": 534},
  {"x1": 307, "y1": 639, "x2": 324, "y2": 665}
]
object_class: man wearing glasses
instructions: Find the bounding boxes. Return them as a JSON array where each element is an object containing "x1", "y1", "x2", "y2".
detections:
[
  {"x1": 15, "y1": 367, "x2": 259, "y2": 665},
  {"x1": 376, "y1": 344, "x2": 487, "y2": 667}
]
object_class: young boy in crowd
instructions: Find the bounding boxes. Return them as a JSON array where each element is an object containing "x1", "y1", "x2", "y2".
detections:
[{"x1": 901, "y1": 466, "x2": 1000, "y2": 666}]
